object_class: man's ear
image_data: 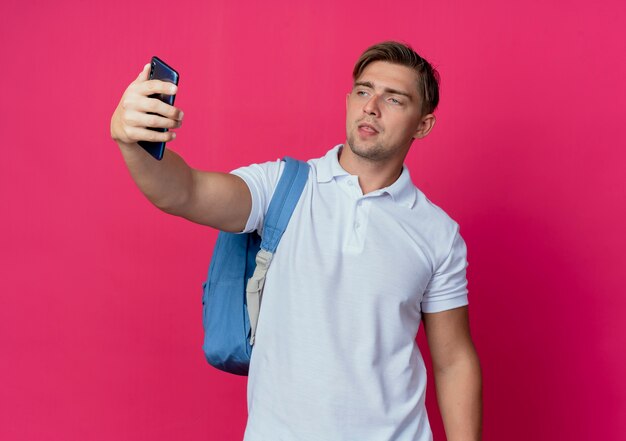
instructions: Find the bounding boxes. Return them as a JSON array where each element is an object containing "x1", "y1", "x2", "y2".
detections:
[{"x1": 413, "y1": 114, "x2": 436, "y2": 139}]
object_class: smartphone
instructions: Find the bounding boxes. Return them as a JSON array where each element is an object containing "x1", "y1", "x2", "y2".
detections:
[{"x1": 138, "y1": 56, "x2": 180, "y2": 160}]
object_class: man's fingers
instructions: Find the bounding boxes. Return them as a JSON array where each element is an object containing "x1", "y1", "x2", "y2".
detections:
[
  {"x1": 125, "y1": 109, "x2": 182, "y2": 129},
  {"x1": 125, "y1": 126, "x2": 177, "y2": 143},
  {"x1": 112, "y1": 64, "x2": 183, "y2": 145},
  {"x1": 135, "y1": 63, "x2": 151, "y2": 82},
  {"x1": 132, "y1": 97, "x2": 184, "y2": 121},
  {"x1": 139, "y1": 80, "x2": 178, "y2": 97}
]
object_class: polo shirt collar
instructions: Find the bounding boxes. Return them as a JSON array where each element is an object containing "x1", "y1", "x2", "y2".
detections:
[{"x1": 317, "y1": 145, "x2": 417, "y2": 209}]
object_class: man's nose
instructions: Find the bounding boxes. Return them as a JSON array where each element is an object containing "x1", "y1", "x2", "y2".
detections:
[{"x1": 363, "y1": 95, "x2": 380, "y2": 116}]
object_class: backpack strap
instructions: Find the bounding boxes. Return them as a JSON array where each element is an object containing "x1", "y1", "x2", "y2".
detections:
[
  {"x1": 246, "y1": 157, "x2": 309, "y2": 345},
  {"x1": 261, "y1": 157, "x2": 310, "y2": 252}
]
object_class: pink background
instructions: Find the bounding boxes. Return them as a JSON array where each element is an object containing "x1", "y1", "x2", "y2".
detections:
[{"x1": 1, "y1": 0, "x2": 625, "y2": 440}]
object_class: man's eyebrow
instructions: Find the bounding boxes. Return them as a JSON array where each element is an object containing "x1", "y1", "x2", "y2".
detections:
[{"x1": 354, "y1": 81, "x2": 413, "y2": 101}]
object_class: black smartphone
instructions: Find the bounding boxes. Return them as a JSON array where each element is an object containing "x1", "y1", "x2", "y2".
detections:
[{"x1": 138, "y1": 56, "x2": 180, "y2": 160}]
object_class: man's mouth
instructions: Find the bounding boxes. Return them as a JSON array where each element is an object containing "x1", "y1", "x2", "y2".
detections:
[{"x1": 358, "y1": 122, "x2": 380, "y2": 134}]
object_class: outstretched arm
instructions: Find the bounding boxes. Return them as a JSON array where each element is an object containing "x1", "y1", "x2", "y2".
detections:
[{"x1": 110, "y1": 63, "x2": 251, "y2": 232}]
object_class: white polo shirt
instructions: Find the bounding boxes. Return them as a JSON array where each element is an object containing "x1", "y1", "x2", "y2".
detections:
[{"x1": 231, "y1": 145, "x2": 469, "y2": 441}]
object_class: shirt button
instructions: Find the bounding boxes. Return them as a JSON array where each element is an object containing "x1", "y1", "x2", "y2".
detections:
[
  {"x1": 347, "y1": 180, "x2": 354, "y2": 186},
  {"x1": 355, "y1": 222, "x2": 361, "y2": 229}
]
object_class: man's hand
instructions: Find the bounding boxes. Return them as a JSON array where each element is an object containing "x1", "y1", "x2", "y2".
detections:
[{"x1": 110, "y1": 63, "x2": 184, "y2": 146}]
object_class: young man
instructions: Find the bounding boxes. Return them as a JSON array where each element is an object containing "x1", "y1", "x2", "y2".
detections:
[{"x1": 111, "y1": 41, "x2": 482, "y2": 441}]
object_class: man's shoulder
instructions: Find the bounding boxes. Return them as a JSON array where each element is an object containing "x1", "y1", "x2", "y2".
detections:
[
  {"x1": 406, "y1": 185, "x2": 463, "y2": 255},
  {"x1": 230, "y1": 146, "x2": 335, "y2": 184},
  {"x1": 414, "y1": 187, "x2": 459, "y2": 227}
]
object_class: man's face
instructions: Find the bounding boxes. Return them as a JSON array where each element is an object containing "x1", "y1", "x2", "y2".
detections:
[{"x1": 345, "y1": 61, "x2": 429, "y2": 163}]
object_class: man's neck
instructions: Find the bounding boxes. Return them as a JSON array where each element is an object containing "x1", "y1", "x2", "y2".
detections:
[{"x1": 338, "y1": 144, "x2": 405, "y2": 195}]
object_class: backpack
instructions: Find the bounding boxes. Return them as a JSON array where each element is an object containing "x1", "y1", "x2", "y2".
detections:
[{"x1": 201, "y1": 157, "x2": 310, "y2": 375}]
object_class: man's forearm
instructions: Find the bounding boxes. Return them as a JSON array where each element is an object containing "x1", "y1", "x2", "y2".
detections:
[
  {"x1": 433, "y1": 351, "x2": 482, "y2": 441},
  {"x1": 117, "y1": 142, "x2": 194, "y2": 214}
]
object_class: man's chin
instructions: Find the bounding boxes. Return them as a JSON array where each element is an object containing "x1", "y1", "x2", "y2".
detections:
[{"x1": 346, "y1": 137, "x2": 385, "y2": 161}]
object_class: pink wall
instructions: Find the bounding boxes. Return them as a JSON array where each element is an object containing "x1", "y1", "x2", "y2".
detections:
[{"x1": 1, "y1": 0, "x2": 625, "y2": 439}]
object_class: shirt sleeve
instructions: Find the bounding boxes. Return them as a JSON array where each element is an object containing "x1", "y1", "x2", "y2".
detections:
[
  {"x1": 230, "y1": 159, "x2": 285, "y2": 234},
  {"x1": 420, "y1": 229, "x2": 469, "y2": 313}
]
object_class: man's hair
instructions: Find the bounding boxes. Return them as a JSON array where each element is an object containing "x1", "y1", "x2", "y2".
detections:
[{"x1": 352, "y1": 41, "x2": 440, "y2": 115}]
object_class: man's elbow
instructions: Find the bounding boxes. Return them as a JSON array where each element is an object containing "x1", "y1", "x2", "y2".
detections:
[{"x1": 432, "y1": 343, "x2": 481, "y2": 377}]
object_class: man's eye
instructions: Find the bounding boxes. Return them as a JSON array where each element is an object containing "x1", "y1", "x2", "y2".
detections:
[
  {"x1": 356, "y1": 90, "x2": 368, "y2": 97},
  {"x1": 389, "y1": 98, "x2": 402, "y2": 105}
]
